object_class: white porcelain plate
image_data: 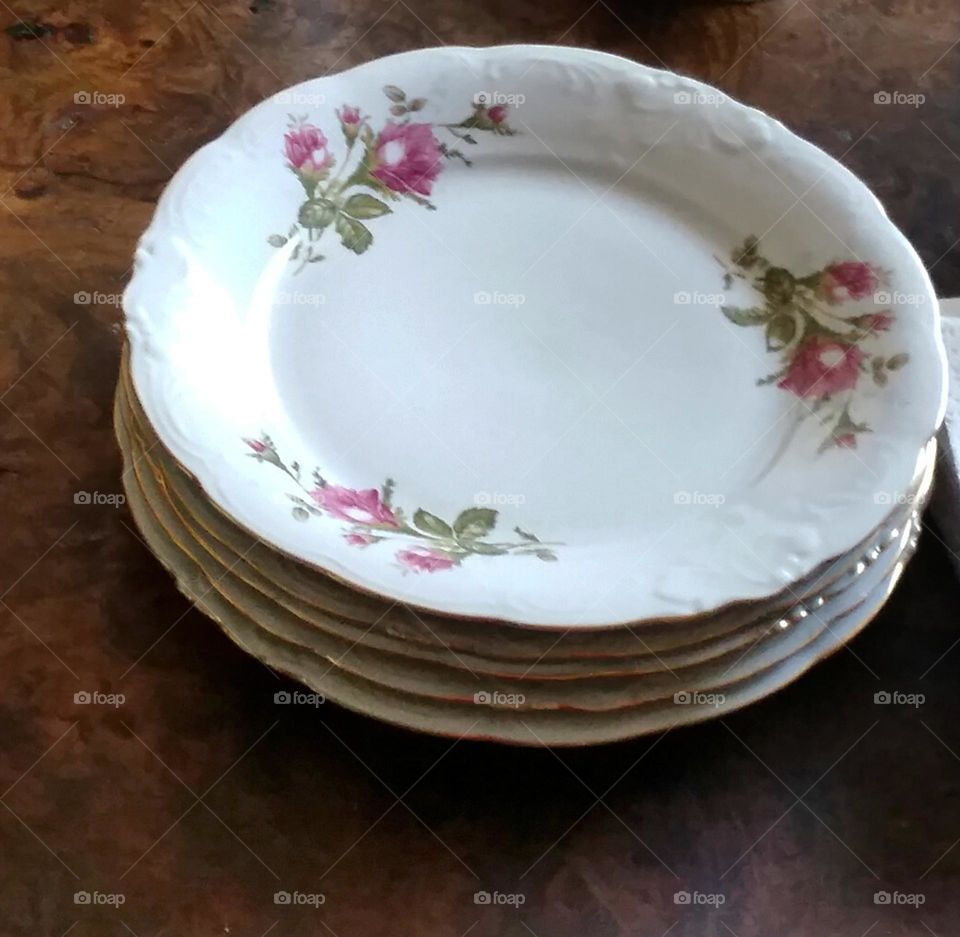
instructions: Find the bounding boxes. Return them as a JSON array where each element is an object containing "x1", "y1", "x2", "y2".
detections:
[{"x1": 124, "y1": 45, "x2": 946, "y2": 628}]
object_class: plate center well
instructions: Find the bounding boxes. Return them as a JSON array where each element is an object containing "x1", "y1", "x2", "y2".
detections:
[{"x1": 266, "y1": 162, "x2": 786, "y2": 543}]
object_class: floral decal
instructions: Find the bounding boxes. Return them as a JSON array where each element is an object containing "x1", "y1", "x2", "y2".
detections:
[
  {"x1": 718, "y1": 237, "x2": 909, "y2": 452},
  {"x1": 243, "y1": 437, "x2": 559, "y2": 572},
  {"x1": 268, "y1": 85, "x2": 516, "y2": 272}
]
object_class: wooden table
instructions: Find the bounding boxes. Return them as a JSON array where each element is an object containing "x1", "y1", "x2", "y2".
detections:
[{"x1": 2, "y1": 1, "x2": 959, "y2": 934}]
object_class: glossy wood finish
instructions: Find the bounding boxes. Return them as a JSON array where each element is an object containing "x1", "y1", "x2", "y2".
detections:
[{"x1": 2, "y1": 1, "x2": 959, "y2": 934}]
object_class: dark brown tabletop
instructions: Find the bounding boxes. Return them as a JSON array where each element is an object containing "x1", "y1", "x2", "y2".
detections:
[{"x1": 2, "y1": 1, "x2": 960, "y2": 935}]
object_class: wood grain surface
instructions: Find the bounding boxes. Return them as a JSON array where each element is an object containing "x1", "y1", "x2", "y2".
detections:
[{"x1": 1, "y1": 1, "x2": 960, "y2": 935}]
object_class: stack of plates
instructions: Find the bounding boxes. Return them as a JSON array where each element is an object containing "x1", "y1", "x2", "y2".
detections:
[{"x1": 118, "y1": 45, "x2": 947, "y2": 745}]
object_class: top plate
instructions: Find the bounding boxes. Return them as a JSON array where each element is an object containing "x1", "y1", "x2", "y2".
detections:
[{"x1": 124, "y1": 45, "x2": 946, "y2": 628}]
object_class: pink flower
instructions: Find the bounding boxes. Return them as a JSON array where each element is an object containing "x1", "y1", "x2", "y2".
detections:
[
  {"x1": 344, "y1": 532, "x2": 379, "y2": 547},
  {"x1": 336, "y1": 106, "x2": 363, "y2": 143},
  {"x1": 370, "y1": 121, "x2": 443, "y2": 197},
  {"x1": 778, "y1": 337, "x2": 866, "y2": 398},
  {"x1": 244, "y1": 437, "x2": 267, "y2": 453},
  {"x1": 487, "y1": 104, "x2": 508, "y2": 125},
  {"x1": 310, "y1": 485, "x2": 398, "y2": 527},
  {"x1": 860, "y1": 311, "x2": 893, "y2": 333},
  {"x1": 337, "y1": 105, "x2": 362, "y2": 125},
  {"x1": 818, "y1": 262, "x2": 882, "y2": 304},
  {"x1": 284, "y1": 124, "x2": 334, "y2": 182},
  {"x1": 396, "y1": 547, "x2": 457, "y2": 573},
  {"x1": 834, "y1": 433, "x2": 857, "y2": 448}
]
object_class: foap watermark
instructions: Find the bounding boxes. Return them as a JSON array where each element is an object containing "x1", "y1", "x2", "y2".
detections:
[
  {"x1": 274, "y1": 890, "x2": 326, "y2": 907},
  {"x1": 274, "y1": 689, "x2": 325, "y2": 707},
  {"x1": 873, "y1": 490, "x2": 920, "y2": 506},
  {"x1": 75, "y1": 491, "x2": 125, "y2": 508},
  {"x1": 474, "y1": 491, "x2": 525, "y2": 507},
  {"x1": 275, "y1": 89, "x2": 327, "y2": 109},
  {"x1": 74, "y1": 891, "x2": 125, "y2": 906},
  {"x1": 874, "y1": 890, "x2": 925, "y2": 907},
  {"x1": 474, "y1": 890, "x2": 526, "y2": 906},
  {"x1": 674, "y1": 90, "x2": 726, "y2": 107},
  {"x1": 874, "y1": 91, "x2": 925, "y2": 108},
  {"x1": 674, "y1": 690, "x2": 726, "y2": 708},
  {"x1": 674, "y1": 891, "x2": 726, "y2": 907},
  {"x1": 674, "y1": 291, "x2": 726, "y2": 306},
  {"x1": 74, "y1": 690, "x2": 126, "y2": 708},
  {"x1": 74, "y1": 90, "x2": 125, "y2": 107},
  {"x1": 473, "y1": 91, "x2": 526, "y2": 108},
  {"x1": 474, "y1": 290, "x2": 526, "y2": 307},
  {"x1": 74, "y1": 291, "x2": 122, "y2": 306},
  {"x1": 673, "y1": 491, "x2": 726, "y2": 507},
  {"x1": 275, "y1": 291, "x2": 326, "y2": 308},
  {"x1": 473, "y1": 690, "x2": 525, "y2": 709},
  {"x1": 874, "y1": 690, "x2": 925, "y2": 708},
  {"x1": 874, "y1": 290, "x2": 926, "y2": 307}
]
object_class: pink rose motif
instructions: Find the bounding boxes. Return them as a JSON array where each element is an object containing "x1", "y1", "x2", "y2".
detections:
[
  {"x1": 284, "y1": 124, "x2": 334, "y2": 181},
  {"x1": 310, "y1": 485, "x2": 398, "y2": 527},
  {"x1": 336, "y1": 106, "x2": 363, "y2": 143},
  {"x1": 860, "y1": 311, "x2": 892, "y2": 333},
  {"x1": 344, "y1": 532, "x2": 379, "y2": 547},
  {"x1": 487, "y1": 104, "x2": 508, "y2": 125},
  {"x1": 834, "y1": 433, "x2": 857, "y2": 449},
  {"x1": 370, "y1": 121, "x2": 443, "y2": 197},
  {"x1": 818, "y1": 262, "x2": 882, "y2": 304},
  {"x1": 778, "y1": 337, "x2": 866, "y2": 398},
  {"x1": 337, "y1": 105, "x2": 362, "y2": 126},
  {"x1": 243, "y1": 437, "x2": 267, "y2": 454},
  {"x1": 396, "y1": 547, "x2": 457, "y2": 573}
]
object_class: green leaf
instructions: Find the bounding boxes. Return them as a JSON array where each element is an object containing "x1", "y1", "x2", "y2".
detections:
[
  {"x1": 464, "y1": 542, "x2": 507, "y2": 556},
  {"x1": 383, "y1": 85, "x2": 406, "y2": 103},
  {"x1": 403, "y1": 191, "x2": 436, "y2": 210},
  {"x1": 413, "y1": 509, "x2": 453, "y2": 538},
  {"x1": 342, "y1": 193, "x2": 392, "y2": 220},
  {"x1": 834, "y1": 407, "x2": 869, "y2": 435},
  {"x1": 439, "y1": 143, "x2": 472, "y2": 167},
  {"x1": 514, "y1": 526, "x2": 539, "y2": 543},
  {"x1": 334, "y1": 213, "x2": 373, "y2": 254},
  {"x1": 886, "y1": 353, "x2": 910, "y2": 370},
  {"x1": 298, "y1": 198, "x2": 338, "y2": 230},
  {"x1": 765, "y1": 314, "x2": 796, "y2": 350},
  {"x1": 535, "y1": 549, "x2": 558, "y2": 562},
  {"x1": 267, "y1": 234, "x2": 288, "y2": 247},
  {"x1": 453, "y1": 507, "x2": 498, "y2": 540},
  {"x1": 292, "y1": 506, "x2": 309, "y2": 522},
  {"x1": 732, "y1": 235, "x2": 760, "y2": 267},
  {"x1": 761, "y1": 267, "x2": 797, "y2": 304},
  {"x1": 460, "y1": 112, "x2": 496, "y2": 132},
  {"x1": 721, "y1": 306, "x2": 767, "y2": 327}
]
